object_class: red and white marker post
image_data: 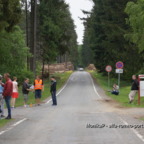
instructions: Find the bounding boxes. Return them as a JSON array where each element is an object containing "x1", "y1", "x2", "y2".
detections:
[
  {"x1": 138, "y1": 75, "x2": 144, "y2": 105},
  {"x1": 105, "y1": 65, "x2": 112, "y2": 90}
]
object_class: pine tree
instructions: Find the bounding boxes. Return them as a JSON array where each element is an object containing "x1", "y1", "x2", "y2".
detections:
[{"x1": 82, "y1": 0, "x2": 143, "y2": 79}]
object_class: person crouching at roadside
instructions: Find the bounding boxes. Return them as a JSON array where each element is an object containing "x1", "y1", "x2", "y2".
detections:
[{"x1": 111, "y1": 84, "x2": 119, "y2": 95}]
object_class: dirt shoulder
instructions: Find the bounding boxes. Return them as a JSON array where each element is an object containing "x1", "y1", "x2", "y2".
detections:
[{"x1": 91, "y1": 73, "x2": 144, "y2": 119}]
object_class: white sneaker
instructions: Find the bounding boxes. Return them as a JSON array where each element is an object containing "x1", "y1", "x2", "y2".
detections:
[{"x1": 24, "y1": 105, "x2": 27, "y2": 108}]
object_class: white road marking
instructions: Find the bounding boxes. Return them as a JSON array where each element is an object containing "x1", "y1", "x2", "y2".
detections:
[
  {"x1": 120, "y1": 118, "x2": 144, "y2": 142},
  {"x1": 88, "y1": 73, "x2": 102, "y2": 99},
  {"x1": 56, "y1": 84, "x2": 67, "y2": 96},
  {"x1": 0, "y1": 75, "x2": 71, "y2": 134},
  {"x1": 46, "y1": 99, "x2": 52, "y2": 104},
  {"x1": 0, "y1": 118, "x2": 27, "y2": 136},
  {"x1": 0, "y1": 73, "x2": 73, "y2": 135},
  {"x1": 46, "y1": 73, "x2": 73, "y2": 104},
  {"x1": 12, "y1": 118, "x2": 27, "y2": 126},
  {"x1": 46, "y1": 72, "x2": 102, "y2": 104},
  {"x1": 46, "y1": 80, "x2": 67, "y2": 104}
]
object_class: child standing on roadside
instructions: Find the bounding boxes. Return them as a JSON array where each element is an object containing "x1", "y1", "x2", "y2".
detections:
[{"x1": 11, "y1": 77, "x2": 19, "y2": 108}]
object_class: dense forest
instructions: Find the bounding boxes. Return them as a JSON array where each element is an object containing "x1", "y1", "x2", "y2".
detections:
[
  {"x1": 0, "y1": 0, "x2": 78, "y2": 80},
  {"x1": 1, "y1": 0, "x2": 144, "y2": 80},
  {"x1": 81, "y1": 0, "x2": 144, "y2": 80}
]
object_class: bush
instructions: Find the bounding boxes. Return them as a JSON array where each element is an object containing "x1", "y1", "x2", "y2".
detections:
[
  {"x1": 12, "y1": 69, "x2": 34, "y2": 85},
  {"x1": 138, "y1": 68, "x2": 144, "y2": 76}
]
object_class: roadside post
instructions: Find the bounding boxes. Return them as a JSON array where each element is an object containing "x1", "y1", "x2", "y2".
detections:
[
  {"x1": 138, "y1": 75, "x2": 144, "y2": 105},
  {"x1": 105, "y1": 65, "x2": 112, "y2": 90},
  {"x1": 115, "y1": 61, "x2": 124, "y2": 90}
]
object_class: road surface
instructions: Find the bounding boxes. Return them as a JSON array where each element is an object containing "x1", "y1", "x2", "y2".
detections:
[{"x1": 0, "y1": 71, "x2": 144, "y2": 144}]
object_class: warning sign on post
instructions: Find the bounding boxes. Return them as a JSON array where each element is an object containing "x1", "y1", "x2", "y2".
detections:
[
  {"x1": 105, "y1": 65, "x2": 112, "y2": 72},
  {"x1": 138, "y1": 75, "x2": 144, "y2": 105},
  {"x1": 140, "y1": 81, "x2": 144, "y2": 97},
  {"x1": 115, "y1": 69, "x2": 123, "y2": 74},
  {"x1": 116, "y1": 61, "x2": 124, "y2": 69}
]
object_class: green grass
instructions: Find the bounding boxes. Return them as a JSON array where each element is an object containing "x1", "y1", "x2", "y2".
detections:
[
  {"x1": 15, "y1": 71, "x2": 73, "y2": 107},
  {"x1": 0, "y1": 71, "x2": 72, "y2": 128},
  {"x1": 140, "y1": 117, "x2": 144, "y2": 121},
  {"x1": 89, "y1": 71, "x2": 144, "y2": 108},
  {"x1": 0, "y1": 119, "x2": 13, "y2": 127}
]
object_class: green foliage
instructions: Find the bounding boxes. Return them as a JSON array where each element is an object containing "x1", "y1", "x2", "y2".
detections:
[
  {"x1": 0, "y1": 0, "x2": 77, "y2": 84},
  {"x1": 15, "y1": 69, "x2": 34, "y2": 85},
  {"x1": 125, "y1": 0, "x2": 144, "y2": 52},
  {"x1": 0, "y1": 26, "x2": 29, "y2": 77},
  {"x1": 0, "y1": 1, "x2": 32, "y2": 83},
  {"x1": 78, "y1": 45, "x2": 83, "y2": 66},
  {"x1": 38, "y1": 0, "x2": 78, "y2": 65},
  {"x1": 15, "y1": 71, "x2": 73, "y2": 107},
  {"x1": 0, "y1": 119, "x2": 13, "y2": 127},
  {"x1": 0, "y1": 0, "x2": 22, "y2": 32},
  {"x1": 90, "y1": 71, "x2": 144, "y2": 108},
  {"x1": 81, "y1": 0, "x2": 144, "y2": 80},
  {"x1": 81, "y1": 17, "x2": 94, "y2": 67}
]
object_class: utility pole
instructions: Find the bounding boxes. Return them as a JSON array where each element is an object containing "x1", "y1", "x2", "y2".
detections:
[{"x1": 30, "y1": 0, "x2": 37, "y2": 76}]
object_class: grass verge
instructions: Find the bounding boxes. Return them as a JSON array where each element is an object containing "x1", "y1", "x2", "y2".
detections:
[
  {"x1": 140, "y1": 117, "x2": 144, "y2": 121},
  {"x1": 89, "y1": 70, "x2": 144, "y2": 108},
  {"x1": 0, "y1": 119, "x2": 13, "y2": 128},
  {"x1": 0, "y1": 71, "x2": 72, "y2": 127},
  {"x1": 14, "y1": 71, "x2": 73, "y2": 107}
]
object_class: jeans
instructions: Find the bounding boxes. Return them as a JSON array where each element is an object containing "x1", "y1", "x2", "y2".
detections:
[
  {"x1": 35, "y1": 90, "x2": 42, "y2": 99},
  {"x1": 111, "y1": 91, "x2": 119, "y2": 95},
  {"x1": 0, "y1": 99, "x2": 4, "y2": 116},
  {"x1": 51, "y1": 91, "x2": 57, "y2": 105},
  {"x1": 5, "y1": 96, "x2": 11, "y2": 117}
]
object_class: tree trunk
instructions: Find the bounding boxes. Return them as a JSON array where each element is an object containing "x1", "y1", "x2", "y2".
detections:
[
  {"x1": 42, "y1": 59, "x2": 45, "y2": 80},
  {"x1": 25, "y1": 0, "x2": 29, "y2": 70},
  {"x1": 30, "y1": 0, "x2": 37, "y2": 76},
  {"x1": 48, "y1": 63, "x2": 50, "y2": 78}
]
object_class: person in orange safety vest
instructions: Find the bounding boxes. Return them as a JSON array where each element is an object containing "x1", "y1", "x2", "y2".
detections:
[{"x1": 34, "y1": 76, "x2": 44, "y2": 106}]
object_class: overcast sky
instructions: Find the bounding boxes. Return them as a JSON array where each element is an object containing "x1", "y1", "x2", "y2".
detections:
[{"x1": 65, "y1": 0, "x2": 94, "y2": 45}]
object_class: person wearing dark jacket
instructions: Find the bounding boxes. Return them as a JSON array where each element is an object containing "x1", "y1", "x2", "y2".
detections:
[
  {"x1": 3, "y1": 73, "x2": 13, "y2": 119},
  {"x1": 22, "y1": 78, "x2": 30, "y2": 107},
  {"x1": 50, "y1": 76, "x2": 57, "y2": 106},
  {"x1": 129, "y1": 75, "x2": 139, "y2": 103}
]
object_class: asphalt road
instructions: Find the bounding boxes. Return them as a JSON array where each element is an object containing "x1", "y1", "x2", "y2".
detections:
[{"x1": 0, "y1": 71, "x2": 144, "y2": 144}]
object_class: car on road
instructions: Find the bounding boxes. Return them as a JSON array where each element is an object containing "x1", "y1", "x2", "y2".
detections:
[{"x1": 79, "y1": 68, "x2": 84, "y2": 71}]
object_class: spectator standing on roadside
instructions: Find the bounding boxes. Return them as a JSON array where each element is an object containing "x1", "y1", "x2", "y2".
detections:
[
  {"x1": 11, "y1": 77, "x2": 19, "y2": 108},
  {"x1": 34, "y1": 76, "x2": 44, "y2": 106},
  {"x1": 22, "y1": 78, "x2": 30, "y2": 107},
  {"x1": 50, "y1": 76, "x2": 57, "y2": 106},
  {"x1": 0, "y1": 75, "x2": 5, "y2": 118},
  {"x1": 3, "y1": 73, "x2": 13, "y2": 119},
  {"x1": 129, "y1": 75, "x2": 139, "y2": 104}
]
